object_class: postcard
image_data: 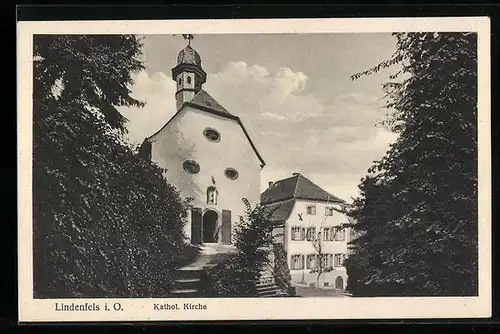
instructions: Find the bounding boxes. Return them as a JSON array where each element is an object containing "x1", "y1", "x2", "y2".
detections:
[{"x1": 17, "y1": 17, "x2": 491, "y2": 322}]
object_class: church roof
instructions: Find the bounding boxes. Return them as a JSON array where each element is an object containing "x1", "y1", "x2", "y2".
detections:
[
  {"x1": 177, "y1": 45, "x2": 202, "y2": 66},
  {"x1": 145, "y1": 90, "x2": 265, "y2": 167},
  {"x1": 187, "y1": 90, "x2": 232, "y2": 116},
  {"x1": 261, "y1": 173, "x2": 344, "y2": 205}
]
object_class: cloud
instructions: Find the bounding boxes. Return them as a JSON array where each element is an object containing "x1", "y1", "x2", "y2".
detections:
[
  {"x1": 120, "y1": 61, "x2": 397, "y2": 200},
  {"x1": 118, "y1": 71, "x2": 176, "y2": 145}
]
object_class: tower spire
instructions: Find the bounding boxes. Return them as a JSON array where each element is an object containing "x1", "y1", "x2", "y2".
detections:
[
  {"x1": 182, "y1": 34, "x2": 194, "y2": 46},
  {"x1": 172, "y1": 34, "x2": 206, "y2": 111}
]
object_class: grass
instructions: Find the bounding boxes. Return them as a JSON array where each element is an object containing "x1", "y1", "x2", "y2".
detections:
[{"x1": 293, "y1": 284, "x2": 348, "y2": 297}]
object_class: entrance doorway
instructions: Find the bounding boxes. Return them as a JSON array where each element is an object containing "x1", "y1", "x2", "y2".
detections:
[
  {"x1": 202, "y1": 210, "x2": 218, "y2": 243},
  {"x1": 335, "y1": 276, "x2": 344, "y2": 290}
]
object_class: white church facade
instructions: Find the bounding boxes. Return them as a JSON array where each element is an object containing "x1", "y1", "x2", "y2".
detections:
[{"x1": 139, "y1": 42, "x2": 265, "y2": 245}]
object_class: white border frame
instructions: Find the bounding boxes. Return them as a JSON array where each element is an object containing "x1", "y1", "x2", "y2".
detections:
[{"x1": 17, "y1": 17, "x2": 491, "y2": 322}]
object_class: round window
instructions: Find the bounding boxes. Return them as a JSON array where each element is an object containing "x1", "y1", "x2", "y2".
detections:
[
  {"x1": 224, "y1": 168, "x2": 239, "y2": 180},
  {"x1": 183, "y1": 160, "x2": 200, "y2": 174},
  {"x1": 203, "y1": 128, "x2": 221, "y2": 142}
]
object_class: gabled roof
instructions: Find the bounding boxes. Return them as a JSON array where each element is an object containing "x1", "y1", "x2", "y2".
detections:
[
  {"x1": 145, "y1": 90, "x2": 265, "y2": 167},
  {"x1": 262, "y1": 198, "x2": 295, "y2": 222},
  {"x1": 261, "y1": 173, "x2": 344, "y2": 205},
  {"x1": 188, "y1": 90, "x2": 232, "y2": 116}
]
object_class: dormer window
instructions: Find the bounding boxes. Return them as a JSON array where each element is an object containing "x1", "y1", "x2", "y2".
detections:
[{"x1": 203, "y1": 128, "x2": 220, "y2": 142}]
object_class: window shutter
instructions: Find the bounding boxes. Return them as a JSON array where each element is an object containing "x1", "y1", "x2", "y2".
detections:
[
  {"x1": 301, "y1": 255, "x2": 305, "y2": 269},
  {"x1": 221, "y1": 210, "x2": 232, "y2": 244},
  {"x1": 191, "y1": 208, "x2": 202, "y2": 245},
  {"x1": 301, "y1": 228, "x2": 305, "y2": 240}
]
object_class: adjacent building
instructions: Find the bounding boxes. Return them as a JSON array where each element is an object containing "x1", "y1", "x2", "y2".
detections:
[
  {"x1": 261, "y1": 173, "x2": 351, "y2": 290},
  {"x1": 139, "y1": 42, "x2": 265, "y2": 245}
]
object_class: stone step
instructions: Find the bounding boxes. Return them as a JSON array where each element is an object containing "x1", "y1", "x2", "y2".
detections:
[
  {"x1": 176, "y1": 267, "x2": 203, "y2": 279},
  {"x1": 171, "y1": 289, "x2": 199, "y2": 297},
  {"x1": 259, "y1": 290, "x2": 279, "y2": 297},
  {"x1": 174, "y1": 278, "x2": 201, "y2": 289},
  {"x1": 174, "y1": 278, "x2": 201, "y2": 284},
  {"x1": 257, "y1": 285, "x2": 279, "y2": 293},
  {"x1": 256, "y1": 281, "x2": 277, "y2": 288}
]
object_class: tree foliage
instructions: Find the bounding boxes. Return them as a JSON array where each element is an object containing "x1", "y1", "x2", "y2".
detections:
[
  {"x1": 204, "y1": 199, "x2": 275, "y2": 297},
  {"x1": 33, "y1": 35, "x2": 191, "y2": 298},
  {"x1": 345, "y1": 33, "x2": 478, "y2": 296}
]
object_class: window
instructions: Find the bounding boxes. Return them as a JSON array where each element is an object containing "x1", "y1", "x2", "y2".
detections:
[
  {"x1": 182, "y1": 160, "x2": 200, "y2": 174},
  {"x1": 207, "y1": 186, "x2": 217, "y2": 205},
  {"x1": 334, "y1": 253, "x2": 345, "y2": 267},
  {"x1": 323, "y1": 227, "x2": 332, "y2": 241},
  {"x1": 178, "y1": 77, "x2": 182, "y2": 85},
  {"x1": 291, "y1": 227, "x2": 305, "y2": 241},
  {"x1": 306, "y1": 254, "x2": 316, "y2": 269},
  {"x1": 187, "y1": 76, "x2": 192, "y2": 84},
  {"x1": 224, "y1": 168, "x2": 239, "y2": 180},
  {"x1": 306, "y1": 205, "x2": 316, "y2": 215},
  {"x1": 306, "y1": 227, "x2": 316, "y2": 241},
  {"x1": 203, "y1": 128, "x2": 221, "y2": 142},
  {"x1": 322, "y1": 254, "x2": 332, "y2": 267},
  {"x1": 325, "y1": 206, "x2": 334, "y2": 216},
  {"x1": 291, "y1": 254, "x2": 304, "y2": 270},
  {"x1": 334, "y1": 228, "x2": 346, "y2": 241}
]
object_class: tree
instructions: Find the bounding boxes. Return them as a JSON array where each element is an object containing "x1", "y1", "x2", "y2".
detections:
[
  {"x1": 345, "y1": 33, "x2": 478, "y2": 296},
  {"x1": 33, "y1": 35, "x2": 192, "y2": 298},
  {"x1": 204, "y1": 198, "x2": 275, "y2": 297},
  {"x1": 33, "y1": 35, "x2": 144, "y2": 131}
]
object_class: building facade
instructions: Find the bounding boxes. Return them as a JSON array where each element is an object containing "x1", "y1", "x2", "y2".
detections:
[
  {"x1": 139, "y1": 42, "x2": 265, "y2": 245},
  {"x1": 261, "y1": 173, "x2": 351, "y2": 290}
]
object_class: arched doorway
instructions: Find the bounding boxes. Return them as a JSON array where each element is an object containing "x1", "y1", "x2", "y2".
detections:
[
  {"x1": 202, "y1": 210, "x2": 218, "y2": 243},
  {"x1": 335, "y1": 276, "x2": 344, "y2": 290}
]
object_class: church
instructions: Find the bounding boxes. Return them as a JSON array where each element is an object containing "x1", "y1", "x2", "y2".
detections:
[{"x1": 139, "y1": 40, "x2": 265, "y2": 245}]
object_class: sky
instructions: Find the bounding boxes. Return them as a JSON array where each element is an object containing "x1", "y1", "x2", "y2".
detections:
[{"x1": 118, "y1": 33, "x2": 400, "y2": 202}]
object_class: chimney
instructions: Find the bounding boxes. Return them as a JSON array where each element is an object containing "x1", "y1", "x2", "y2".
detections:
[{"x1": 268, "y1": 181, "x2": 274, "y2": 188}]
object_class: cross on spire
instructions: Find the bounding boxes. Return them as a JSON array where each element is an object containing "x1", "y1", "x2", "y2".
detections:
[{"x1": 182, "y1": 34, "x2": 194, "y2": 46}]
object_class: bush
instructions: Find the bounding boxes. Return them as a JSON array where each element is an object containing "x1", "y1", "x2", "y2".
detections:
[
  {"x1": 201, "y1": 199, "x2": 274, "y2": 297},
  {"x1": 33, "y1": 98, "x2": 191, "y2": 298}
]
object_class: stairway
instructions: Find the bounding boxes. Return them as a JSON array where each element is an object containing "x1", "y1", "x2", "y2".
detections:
[
  {"x1": 170, "y1": 266, "x2": 204, "y2": 297},
  {"x1": 256, "y1": 268, "x2": 288, "y2": 297},
  {"x1": 170, "y1": 243, "x2": 236, "y2": 297}
]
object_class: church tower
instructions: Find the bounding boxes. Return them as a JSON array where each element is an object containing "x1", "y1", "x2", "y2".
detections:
[
  {"x1": 171, "y1": 39, "x2": 207, "y2": 111},
  {"x1": 142, "y1": 35, "x2": 265, "y2": 246}
]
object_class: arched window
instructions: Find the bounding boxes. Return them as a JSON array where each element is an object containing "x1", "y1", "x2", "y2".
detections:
[
  {"x1": 207, "y1": 186, "x2": 217, "y2": 205},
  {"x1": 187, "y1": 76, "x2": 192, "y2": 84},
  {"x1": 178, "y1": 77, "x2": 182, "y2": 85}
]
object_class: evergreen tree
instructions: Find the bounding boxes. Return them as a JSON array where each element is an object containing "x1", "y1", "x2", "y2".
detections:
[
  {"x1": 345, "y1": 33, "x2": 478, "y2": 296},
  {"x1": 204, "y1": 199, "x2": 275, "y2": 297},
  {"x1": 33, "y1": 35, "x2": 191, "y2": 298}
]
